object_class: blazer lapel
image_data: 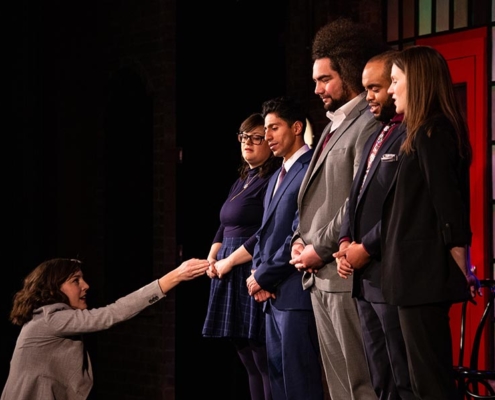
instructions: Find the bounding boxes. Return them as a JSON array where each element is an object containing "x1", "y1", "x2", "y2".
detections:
[
  {"x1": 353, "y1": 127, "x2": 379, "y2": 202},
  {"x1": 312, "y1": 98, "x2": 368, "y2": 176},
  {"x1": 311, "y1": 123, "x2": 332, "y2": 170},
  {"x1": 268, "y1": 151, "x2": 311, "y2": 221},
  {"x1": 264, "y1": 171, "x2": 279, "y2": 212},
  {"x1": 358, "y1": 124, "x2": 404, "y2": 204},
  {"x1": 266, "y1": 162, "x2": 300, "y2": 218}
]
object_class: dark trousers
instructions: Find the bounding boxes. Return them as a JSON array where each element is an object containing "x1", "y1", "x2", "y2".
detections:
[
  {"x1": 398, "y1": 302, "x2": 461, "y2": 400},
  {"x1": 357, "y1": 298, "x2": 417, "y2": 400}
]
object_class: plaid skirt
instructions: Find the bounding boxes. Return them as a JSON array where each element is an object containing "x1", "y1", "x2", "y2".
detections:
[{"x1": 202, "y1": 237, "x2": 266, "y2": 341}]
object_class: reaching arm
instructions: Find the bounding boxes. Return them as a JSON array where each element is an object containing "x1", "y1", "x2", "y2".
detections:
[{"x1": 158, "y1": 258, "x2": 210, "y2": 293}]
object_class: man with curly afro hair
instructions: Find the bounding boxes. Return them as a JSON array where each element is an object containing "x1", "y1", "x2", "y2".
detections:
[{"x1": 290, "y1": 17, "x2": 390, "y2": 400}]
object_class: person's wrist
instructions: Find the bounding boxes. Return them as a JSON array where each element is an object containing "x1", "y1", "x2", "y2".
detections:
[{"x1": 360, "y1": 243, "x2": 370, "y2": 256}]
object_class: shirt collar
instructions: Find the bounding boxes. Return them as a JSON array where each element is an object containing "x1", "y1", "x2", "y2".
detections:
[
  {"x1": 283, "y1": 144, "x2": 310, "y2": 172},
  {"x1": 381, "y1": 113, "x2": 404, "y2": 126},
  {"x1": 326, "y1": 92, "x2": 366, "y2": 124}
]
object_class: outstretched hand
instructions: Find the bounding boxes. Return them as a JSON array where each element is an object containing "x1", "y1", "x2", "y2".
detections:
[
  {"x1": 176, "y1": 258, "x2": 210, "y2": 281},
  {"x1": 158, "y1": 258, "x2": 209, "y2": 294}
]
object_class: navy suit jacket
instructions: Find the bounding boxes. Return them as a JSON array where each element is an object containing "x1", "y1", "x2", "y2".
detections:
[
  {"x1": 339, "y1": 120, "x2": 406, "y2": 302},
  {"x1": 253, "y1": 149, "x2": 313, "y2": 310}
]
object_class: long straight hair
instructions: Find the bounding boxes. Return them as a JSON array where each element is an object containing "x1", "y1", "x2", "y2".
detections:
[{"x1": 394, "y1": 45, "x2": 472, "y2": 164}]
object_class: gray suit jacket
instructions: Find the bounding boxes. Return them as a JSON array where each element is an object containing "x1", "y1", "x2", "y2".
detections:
[
  {"x1": 293, "y1": 95, "x2": 379, "y2": 292},
  {"x1": 1, "y1": 281, "x2": 165, "y2": 400}
]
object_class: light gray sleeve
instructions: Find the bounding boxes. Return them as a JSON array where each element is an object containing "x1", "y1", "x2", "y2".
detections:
[{"x1": 41, "y1": 280, "x2": 165, "y2": 335}]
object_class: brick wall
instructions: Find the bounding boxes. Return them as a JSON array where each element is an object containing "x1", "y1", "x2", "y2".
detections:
[{"x1": 88, "y1": 1, "x2": 178, "y2": 399}]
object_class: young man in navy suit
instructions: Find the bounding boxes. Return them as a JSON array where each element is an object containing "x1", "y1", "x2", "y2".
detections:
[
  {"x1": 246, "y1": 96, "x2": 324, "y2": 400},
  {"x1": 333, "y1": 51, "x2": 417, "y2": 400}
]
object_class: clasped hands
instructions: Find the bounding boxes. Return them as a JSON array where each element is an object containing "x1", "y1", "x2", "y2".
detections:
[
  {"x1": 289, "y1": 239, "x2": 370, "y2": 278},
  {"x1": 246, "y1": 271, "x2": 275, "y2": 302},
  {"x1": 246, "y1": 239, "x2": 324, "y2": 302},
  {"x1": 206, "y1": 258, "x2": 235, "y2": 279},
  {"x1": 208, "y1": 240, "x2": 376, "y2": 297},
  {"x1": 333, "y1": 241, "x2": 370, "y2": 279},
  {"x1": 289, "y1": 241, "x2": 324, "y2": 273}
]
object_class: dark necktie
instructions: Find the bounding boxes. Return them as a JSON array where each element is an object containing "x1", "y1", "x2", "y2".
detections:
[
  {"x1": 317, "y1": 129, "x2": 334, "y2": 160},
  {"x1": 274, "y1": 165, "x2": 286, "y2": 195},
  {"x1": 278, "y1": 165, "x2": 287, "y2": 183}
]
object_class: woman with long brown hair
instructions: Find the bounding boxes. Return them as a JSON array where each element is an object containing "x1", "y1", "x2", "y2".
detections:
[{"x1": 382, "y1": 45, "x2": 480, "y2": 399}]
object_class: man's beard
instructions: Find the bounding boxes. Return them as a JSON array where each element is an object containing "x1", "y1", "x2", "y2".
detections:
[
  {"x1": 325, "y1": 82, "x2": 352, "y2": 112},
  {"x1": 375, "y1": 97, "x2": 397, "y2": 123}
]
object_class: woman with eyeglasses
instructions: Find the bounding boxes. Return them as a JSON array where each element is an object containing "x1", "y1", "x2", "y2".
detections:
[{"x1": 202, "y1": 113, "x2": 281, "y2": 400}]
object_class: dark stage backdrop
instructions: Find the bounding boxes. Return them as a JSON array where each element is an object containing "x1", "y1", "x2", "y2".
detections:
[
  {"x1": 175, "y1": 2, "x2": 287, "y2": 399},
  {"x1": 4, "y1": 1, "x2": 288, "y2": 399}
]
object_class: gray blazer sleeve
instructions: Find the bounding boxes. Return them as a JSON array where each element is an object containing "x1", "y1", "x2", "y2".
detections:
[{"x1": 39, "y1": 280, "x2": 165, "y2": 335}]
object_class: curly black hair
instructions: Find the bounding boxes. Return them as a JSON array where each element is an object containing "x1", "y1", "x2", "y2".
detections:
[{"x1": 312, "y1": 18, "x2": 390, "y2": 94}]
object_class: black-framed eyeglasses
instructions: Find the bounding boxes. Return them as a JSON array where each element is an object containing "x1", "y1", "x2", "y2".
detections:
[{"x1": 237, "y1": 133, "x2": 265, "y2": 145}]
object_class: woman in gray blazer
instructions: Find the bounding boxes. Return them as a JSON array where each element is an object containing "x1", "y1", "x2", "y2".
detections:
[{"x1": 1, "y1": 257, "x2": 209, "y2": 400}]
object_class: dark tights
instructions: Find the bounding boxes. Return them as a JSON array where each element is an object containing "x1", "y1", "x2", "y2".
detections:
[{"x1": 233, "y1": 339, "x2": 272, "y2": 400}]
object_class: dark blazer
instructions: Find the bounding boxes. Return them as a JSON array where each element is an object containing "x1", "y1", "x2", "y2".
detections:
[
  {"x1": 253, "y1": 149, "x2": 313, "y2": 310},
  {"x1": 339, "y1": 119, "x2": 406, "y2": 302},
  {"x1": 381, "y1": 115, "x2": 472, "y2": 306}
]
